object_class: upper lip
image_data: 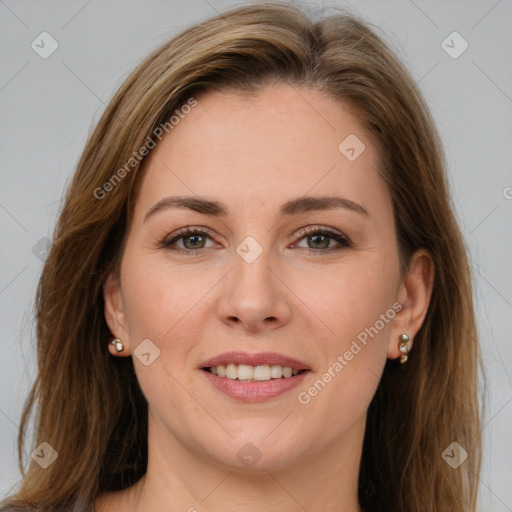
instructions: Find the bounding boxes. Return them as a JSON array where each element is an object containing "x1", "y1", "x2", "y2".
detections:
[{"x1": 199, "y1": 351, "x2": 311, "y2": 370}]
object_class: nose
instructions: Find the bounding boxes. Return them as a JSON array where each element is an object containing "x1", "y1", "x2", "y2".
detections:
[{"x1": 216, "y1": 242, "x2": 293, "y2": 333}]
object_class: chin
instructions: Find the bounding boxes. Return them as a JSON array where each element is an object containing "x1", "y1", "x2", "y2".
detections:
[{"x1": 201, "y1": 429, "x2": 309, "y2": 473}]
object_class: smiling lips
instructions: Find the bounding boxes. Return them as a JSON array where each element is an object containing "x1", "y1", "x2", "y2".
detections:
[
  {"x1": 208, "y1": 363, "x2": 300, "y2": 380},
  {"x1": 199, "y1": 351, "x2": 311, "y2": 402}
]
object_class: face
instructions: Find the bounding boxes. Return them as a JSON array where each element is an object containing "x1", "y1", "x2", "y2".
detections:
[{"x1": 104, "y1": 84, "x2": 424, "y2": 473}]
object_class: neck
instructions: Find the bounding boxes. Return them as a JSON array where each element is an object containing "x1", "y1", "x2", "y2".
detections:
[{"x1": 97, "y1": 413, "x2": 365, "y2": 512}]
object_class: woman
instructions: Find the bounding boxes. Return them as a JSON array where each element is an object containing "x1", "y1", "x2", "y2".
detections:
[{"x1": 1, "y1": 2, "x2": 482, "y2": 511}]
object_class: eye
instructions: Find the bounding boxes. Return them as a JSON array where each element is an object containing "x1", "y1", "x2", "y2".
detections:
[
  {"x1": 292, "y1": 226, "x2": 352, "y2": 255},
  {"x1": 159, "y1": 225, "x2": 352, "y2": 256},
  {"x1": 159, "y1": 227, "x2": 218, "y2": 253}
]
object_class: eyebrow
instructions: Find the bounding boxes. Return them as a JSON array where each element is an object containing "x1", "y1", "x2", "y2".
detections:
[{"x1": 144, "y1": 195, "x2": 369, "y2": 222}]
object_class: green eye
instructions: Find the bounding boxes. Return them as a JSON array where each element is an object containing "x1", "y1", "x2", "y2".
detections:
[
  {"x1": 161, "y1": 228, "x2": 215, "y2": 252},
  {"x1": 292, "y1": 226, "x2": 352, "y2": 255},
  {"x1": 160, "y1": 226, "x2": 351, "y2": 255}
]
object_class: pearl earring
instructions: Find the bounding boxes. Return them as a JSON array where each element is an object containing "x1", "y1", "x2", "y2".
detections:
[
  {"x1": 111, "y1": 338, "x2": 124, "y2": 353},
  {"x1": 398, "y1": 333, "x2": 410, "y2": 364}
]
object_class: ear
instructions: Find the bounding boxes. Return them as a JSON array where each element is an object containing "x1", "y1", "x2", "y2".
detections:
[
  {"x1": 103, "y1": 272, "x2": 131, "y2": 357},
  {"x1": 388, "y1": 248, "x2": 434, "y2": 359}
]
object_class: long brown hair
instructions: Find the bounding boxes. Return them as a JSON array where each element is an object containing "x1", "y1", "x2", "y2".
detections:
[{"x1": 1, "y1": 3, "x2": 482, "y2": 511}]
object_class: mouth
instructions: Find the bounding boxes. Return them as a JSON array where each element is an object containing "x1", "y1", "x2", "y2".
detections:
[
  {"x1": 203, "y1": 364, "x2": 307, "y2": 381},
  {"x1": 199, "y1": 351, "x2": 311, "y2": 402}
]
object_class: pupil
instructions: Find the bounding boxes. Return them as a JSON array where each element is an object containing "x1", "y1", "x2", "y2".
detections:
[
  {"x1": 309, "y1": 234, "x2": 328, "y2": 249},
  {"x1": 185, "y1": 235, "x2": 204, "y2": 249}
]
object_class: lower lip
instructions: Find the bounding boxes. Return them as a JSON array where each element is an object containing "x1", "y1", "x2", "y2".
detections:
[{"x1": 200, "y1": 369, "x2": 310, "y2": 402}]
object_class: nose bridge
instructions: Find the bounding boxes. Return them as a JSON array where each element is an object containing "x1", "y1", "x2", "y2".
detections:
[
  {"x1": 217, "y1": 231, "x2": 292, "y2": 330},
  {"x1": 231, "y1": 233, "x2": 277, "y2": 301}
]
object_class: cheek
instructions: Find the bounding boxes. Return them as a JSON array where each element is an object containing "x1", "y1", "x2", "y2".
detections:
[
  {"x1": 296, "y1": 254, "x2": 397, "y2": 347},
  {"x1": 295, "y1": 269, "x2": 395, "y2": 440},
  {"x1": 120, "y1": 251, "x2": 206, "y2": 340},
  {"x1": 296, "y1": 252, "x2": 398, "y2": 408},
  {"x1": 119, "y1": 255, "x2": 200, "y2": 409},
  {"x1": 119, "y1": 252, "x2": 217, "y2": 389}
]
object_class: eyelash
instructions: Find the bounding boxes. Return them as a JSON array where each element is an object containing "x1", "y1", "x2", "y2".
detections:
[{"x1": 159, "y1": 225, "x2": 352, "y2": 256}]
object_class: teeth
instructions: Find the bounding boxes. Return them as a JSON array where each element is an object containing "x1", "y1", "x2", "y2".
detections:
[
  {"x1": 207, "y1": 364, "x2": 301, "y2": 381},
  {"x1": 254, "y1": 365, "x2": 271, "y2": 381},
  {"x1": 237, "y1": 364, "x2": 253, "y2": 380},
  {"x1": 225, "y1": 363, "x2": 237, "y2": 380},
  {"x1": 270, "y1": 364, "x2": 282, "y2": 379}
]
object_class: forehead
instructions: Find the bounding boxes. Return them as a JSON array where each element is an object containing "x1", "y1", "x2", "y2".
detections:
[{"x1": 134, "y1": 84, "x2": 386, "y2": 219}]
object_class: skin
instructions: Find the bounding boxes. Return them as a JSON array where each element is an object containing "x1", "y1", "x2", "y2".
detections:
[{"x1": 97, "y1": 84, "x2": 434, "y2": 512}]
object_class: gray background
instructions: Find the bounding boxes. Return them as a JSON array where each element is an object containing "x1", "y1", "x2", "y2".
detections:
[{"x1": 1, "y1": 0, "x2": 511, "y2": 510}]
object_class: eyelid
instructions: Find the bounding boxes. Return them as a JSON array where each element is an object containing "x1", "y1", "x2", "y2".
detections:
[
  {"x1": 159, "y1": 226, "x2": 220, "y2": 249},
  {"x1": 159, "y1": 224, "x2": 352, "y2": 253},
  {"x1": 294, "y1": 225, "x2": 353, "y2": 254},
  {"x1": 171, "y1": 225, "x2": 216, "y2": 238},
  {"x1": 294, "y1": 225, "x2": 345, "y2": 239}
]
